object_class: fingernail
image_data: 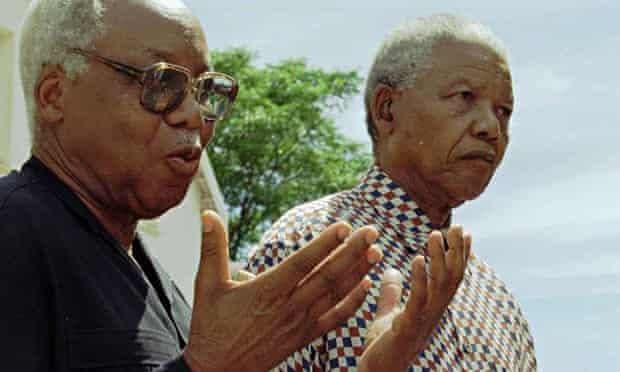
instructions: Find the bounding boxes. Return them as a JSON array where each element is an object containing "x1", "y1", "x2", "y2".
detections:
[
  {"x1": 365, "y1": 229, "x2": 378, "y2": 245},
  {"x1": 382, "y1": 268, "x2": 402, "y2": 285},
  {"x1": 337, "y1": 226, "x2": 351, "y2": 240},
  {"x1": 367, "y1": 246, "x2": 382, "y2": 264},
  {"x1": 203, "y1": 221, "x2": 213, "y2": 233}
]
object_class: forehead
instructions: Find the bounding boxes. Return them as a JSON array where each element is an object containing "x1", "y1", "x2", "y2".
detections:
[
  {"x1": 96, "y1": 0, "x2": 209, "y2": 71},
  {"x1": 418, "y1": 39, "x2": 512, "y2": 95}
]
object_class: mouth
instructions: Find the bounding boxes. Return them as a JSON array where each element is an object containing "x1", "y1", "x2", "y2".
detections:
[
  {"x1": 165, "y1": 146, "x2": 202, "y2": 177},
  {"x1": 458, "y1": 150, "x2": 496, "y2": 164}
]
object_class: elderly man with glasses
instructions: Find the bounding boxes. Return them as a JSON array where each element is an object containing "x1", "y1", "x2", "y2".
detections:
[
  {"x1": 0, "y1": 0, "x2": 389, "y2": 370},
  {"x1": 248, "y1": 14, "x2": 537, "y2": 371}
]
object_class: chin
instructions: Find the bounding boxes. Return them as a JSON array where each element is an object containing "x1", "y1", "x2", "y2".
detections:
[
  {"x1": 445, "y1": 178, "x2": 491, "y2": 205},
  {"x1": 135, "y1": 184, "x2": 191, "y2": 219}
]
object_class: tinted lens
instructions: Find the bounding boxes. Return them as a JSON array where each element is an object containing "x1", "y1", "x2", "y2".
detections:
[
  {"x1": 142, "y1": 66, "x2": 189, "y2": 113},
  {"x1": 196, "y1": 75, "x2": 235, "y2": 121}
]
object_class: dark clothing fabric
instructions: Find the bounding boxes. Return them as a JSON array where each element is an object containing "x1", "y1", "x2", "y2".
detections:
[{"x1": 0, "y1": 157, "x2": 191, "y2": 371}]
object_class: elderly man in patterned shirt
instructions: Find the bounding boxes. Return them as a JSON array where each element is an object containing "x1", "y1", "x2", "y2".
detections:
[{"x1": 247, "y1": 14, "x2": 537, "y2": 371}]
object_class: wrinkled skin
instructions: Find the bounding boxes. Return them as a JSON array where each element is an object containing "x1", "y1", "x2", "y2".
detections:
[
  {"x1": 359, "y1": 227, "x2": 471, "y2": 372},
  {"x1": 361, "y1": 38, "x2": 513, "y2": 371},
  {"x1": 185, "y1": 212, "x2": 382, "y2": 371},
  {"x1": 33, "y1": 0, "x2": 384, "y2": 370},
  {"x1": 374, "y1": 39, "x2": 513, "y2": 225}
]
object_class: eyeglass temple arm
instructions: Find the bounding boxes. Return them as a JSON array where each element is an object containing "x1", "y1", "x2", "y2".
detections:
[{"x1": 72, "y1": 49, "x2": 144, "y2": 80}]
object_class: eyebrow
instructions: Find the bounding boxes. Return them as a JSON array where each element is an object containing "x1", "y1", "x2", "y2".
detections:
[
  {"x1": 444, "y1": 75, "x2": 514, "y2": 105},
  {"x1": 144, "y1": 48, "x2": 176, "y2": 61},
  {"x1": 143, "y1": 48, "x2": 211, "y2": 72},
  {"x1": 442, "y1": 76, "x2": 478, "y2": 92}
]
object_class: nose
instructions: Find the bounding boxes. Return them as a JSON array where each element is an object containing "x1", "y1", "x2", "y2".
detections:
[
  {"x1": 163, "y1": 90, "x2": 203, "y2": 130},
  {"x1": 470, "y1": 103, "x2": 500, "y2": 143}
]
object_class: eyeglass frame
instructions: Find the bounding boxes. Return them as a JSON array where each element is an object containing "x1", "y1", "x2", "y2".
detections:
[{"x1": 70, "y1": 48, "x2": 239, "y2": 121}]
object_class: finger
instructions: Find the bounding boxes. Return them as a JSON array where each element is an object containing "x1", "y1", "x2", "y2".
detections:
[
  {"x1": 376, "y1": 268, "x2": 403, "y2": 318},
  {"x1": 305, "y1": 267, "x2": 365, "y2": 324},
  {"x1": 463, "y1": 232, "x2": 472, "y2": 266},
  {"x1": 446, "y1": 225, "x2": 465, "y2": 277},
  {"x1": 399, "y1": 256, "x2": 427, "y2": 333},
  {"x1": 305, "y1": 243, "x2": 380, "y2": 321},
  {"x1": 195, "y1": 211, "x2": 230, "y2": 293},
  {"x1": 265, "y1": 222, "x2": 354, "y2": 295},
  {"x1": 427, "y1": 231, "x2": 446, "y2": 289},
  {"x1": 232, "y1": 269, "x2": 256, "y2": 282},
  {"x1": 312, "y1": 278, "x2": 372, "y2": 340},
  {"x1": 291, "y1": 226, "x2": 379, "y2": 309}
]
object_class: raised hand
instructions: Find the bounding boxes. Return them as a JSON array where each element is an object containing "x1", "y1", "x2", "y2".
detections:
[
  {"x1": 359, "y1": 226, "x2": 471, "y2": 372},
  {"x1": 184, "y1": 211, "x2": 383, "y2": 372}
]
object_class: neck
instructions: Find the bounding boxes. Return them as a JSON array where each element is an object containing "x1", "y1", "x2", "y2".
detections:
[
  {"x1": 375, "y1": 161, "x2": 456, "y2": 228},
  {"x1": 33, "y1": 143, "x2": 137, "y2": 250},
  {"x1": 408, "y1": 188, "x2": 453, "y2": 228}
]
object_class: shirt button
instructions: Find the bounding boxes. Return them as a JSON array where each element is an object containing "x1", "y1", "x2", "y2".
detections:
[{"x1": 463, "y1": 344, "x2": 472, "y2": 354}]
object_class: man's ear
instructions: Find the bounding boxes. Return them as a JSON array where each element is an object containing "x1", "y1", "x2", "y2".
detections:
[
  {"x1": 371, "y1": 83, "x2": 396, "y2": 138},
  {"x1": 36, "y1": 65, "x2": 67, "y2": 125}
]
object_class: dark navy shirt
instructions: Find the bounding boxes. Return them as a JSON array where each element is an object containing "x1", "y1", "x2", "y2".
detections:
[{"x1": 0, "y1": 157, "x2": 192, "y2": 371}]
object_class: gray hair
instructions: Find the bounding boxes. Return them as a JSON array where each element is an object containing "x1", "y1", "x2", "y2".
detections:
[
  {"x1": 364, "y1": 14, "x2": 509, "y2": 153},
  {"x1": 19, "y1": 0, "x2": 108, "y2": 143}
]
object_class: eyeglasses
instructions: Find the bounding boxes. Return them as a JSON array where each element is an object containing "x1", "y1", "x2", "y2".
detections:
[{"x1": 72, "y1": 49, "x2": 238, "y2": 122}]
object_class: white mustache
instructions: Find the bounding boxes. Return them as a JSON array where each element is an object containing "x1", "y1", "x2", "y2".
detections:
[{"x1": 175, "y1": 130, "x2": 200, "y2": 146}]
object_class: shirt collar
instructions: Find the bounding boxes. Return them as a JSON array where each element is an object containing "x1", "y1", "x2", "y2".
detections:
[
  {"x1": 24, "y1": 156, "x2": 107, "y2": 235},
  {"x1": 23, "y1": 156, "x2": 140, "y2": 251},
  {"x1": 25, "y1": 157, "x2": 178, "y2": 313},
  {"x1": 355, "y1": 165, "x2": 450, "y2": 241}
]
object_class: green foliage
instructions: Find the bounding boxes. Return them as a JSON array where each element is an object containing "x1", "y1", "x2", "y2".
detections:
[{"x1": 207, "y1": 48, "x2": 371, "y2": 259}]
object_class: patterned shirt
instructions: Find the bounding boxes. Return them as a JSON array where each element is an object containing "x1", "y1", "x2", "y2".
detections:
[{"x1": 247, "y1": 166, "x2": 537, "y2": 371}]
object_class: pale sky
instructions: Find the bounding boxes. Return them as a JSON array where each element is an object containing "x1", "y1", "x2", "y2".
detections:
[{"x1": 184, "y1": 1, "x2": 619, "y2": 370}]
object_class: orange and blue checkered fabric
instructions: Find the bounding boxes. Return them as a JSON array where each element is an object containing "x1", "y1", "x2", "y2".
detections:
[{"x1": 247, "y1": 165, "x2": 537, "y2": 371}]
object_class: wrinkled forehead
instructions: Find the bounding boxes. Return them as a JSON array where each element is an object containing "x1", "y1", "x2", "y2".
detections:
[
  {"x1": 98, "y1": 0, "x2": 209, "y2": 69},
  {"x1": 428, "y1": 39, "x2": 511, "y2": 79},
  {"x1": 418, "y1": 39, "x2": 513, "y2": 93}
]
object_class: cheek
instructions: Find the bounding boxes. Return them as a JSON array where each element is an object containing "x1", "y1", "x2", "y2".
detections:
[
  {"x1": 427, "y1": 128, "x2": 465, "y2": 166},
  {"x1": 100, "y1": 78, "x2": 161, "y2": 140},
  {"x1": 98, "y1": 116, "x2": 166, "y2": 186},
  {"x1": 495, "y1": 136, "x2": 509, "y2": 164},
  {"x1": 122, "y1": 113, "x2": 162, "y2": 146},
  {"x1": 200, "y1": 122, "x2": 215, "y2": 147},
  {"x1": 113, "y1": 90, "x2": 164, "y2": 148}
]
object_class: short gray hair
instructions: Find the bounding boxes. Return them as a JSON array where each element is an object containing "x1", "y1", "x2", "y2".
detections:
[
  {"x1": 19, "y1": 0, "x2": 108, "y2": 142},
  {"x1": 364, "y1": 14, "x2": 509, "y2": 153}
]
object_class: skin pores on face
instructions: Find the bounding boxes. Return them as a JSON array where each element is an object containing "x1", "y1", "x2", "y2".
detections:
[
  {"x1": 379, "y1": 39, "x2": 513, "y2": 210},
  {"x1": 59, "y1": 0, "x2": 211, "y2": 220}
]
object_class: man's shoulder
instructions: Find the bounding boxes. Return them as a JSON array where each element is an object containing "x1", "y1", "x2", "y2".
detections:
[
  {"x1": 0, "y1": 169, "x2": 55, "y2": 220},
  {"x1": 0, "y1": 172, "x2": 55, "y2": 272},
  {"x1": 264, "y1": 190, "x2": 353, "y2": 243},
  {"x1": 466, "y1": 255, "x2": 535, "y2": 356},
  {"x1": 246, "y1": 190, "x2": 355, "y2": 272},
  {"x1": 0, "y1": 169, "x2": 67, "y2": 252},
  {"x1": 468, "y1": 255, "x2": 522, "y2": 306},
  {"x1": 469, "y1": 256, "x2": 505, "y2": 285}
]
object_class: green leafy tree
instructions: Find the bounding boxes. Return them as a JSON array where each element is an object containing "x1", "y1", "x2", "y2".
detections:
[{"x1": 208, "y1": 48, "x2": 371, "y2": 260}]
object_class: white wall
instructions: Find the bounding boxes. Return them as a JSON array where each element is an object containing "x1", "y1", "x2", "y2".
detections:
[
  {"x1": 140, "y1": 182, "x2": 204, "y2": 302},
  {"x1": 0, "y1": 28, "x2": 14, "y2": 174},
  {"x1": 0, "y1": 0, "x2": 30, "y2": 174},
  {"x1": 139, "y1": 154, "x2": 228, "y2": 302}
]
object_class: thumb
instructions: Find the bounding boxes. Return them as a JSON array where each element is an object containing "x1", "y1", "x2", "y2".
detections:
[
  {"x1": 195, "y1": 210, "x2": 230, "y2": 293},
  {"x1": 365, "y1": 268, "x2": 403, "y2": 347},
  {"x1": 376, "y1": 268, "x2": 403, "y2": 318}
]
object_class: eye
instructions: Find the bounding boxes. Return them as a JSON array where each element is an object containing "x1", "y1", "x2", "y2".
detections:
[
  {"x1": 446, "y1": 89, "x2": 475, "y2": 112},
  {"x1": 457, "y1": 90, "x2": 475, "y2": 101},
  {"x1": 496, "y1": 106, "x2": 513, "y2": 121}
]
